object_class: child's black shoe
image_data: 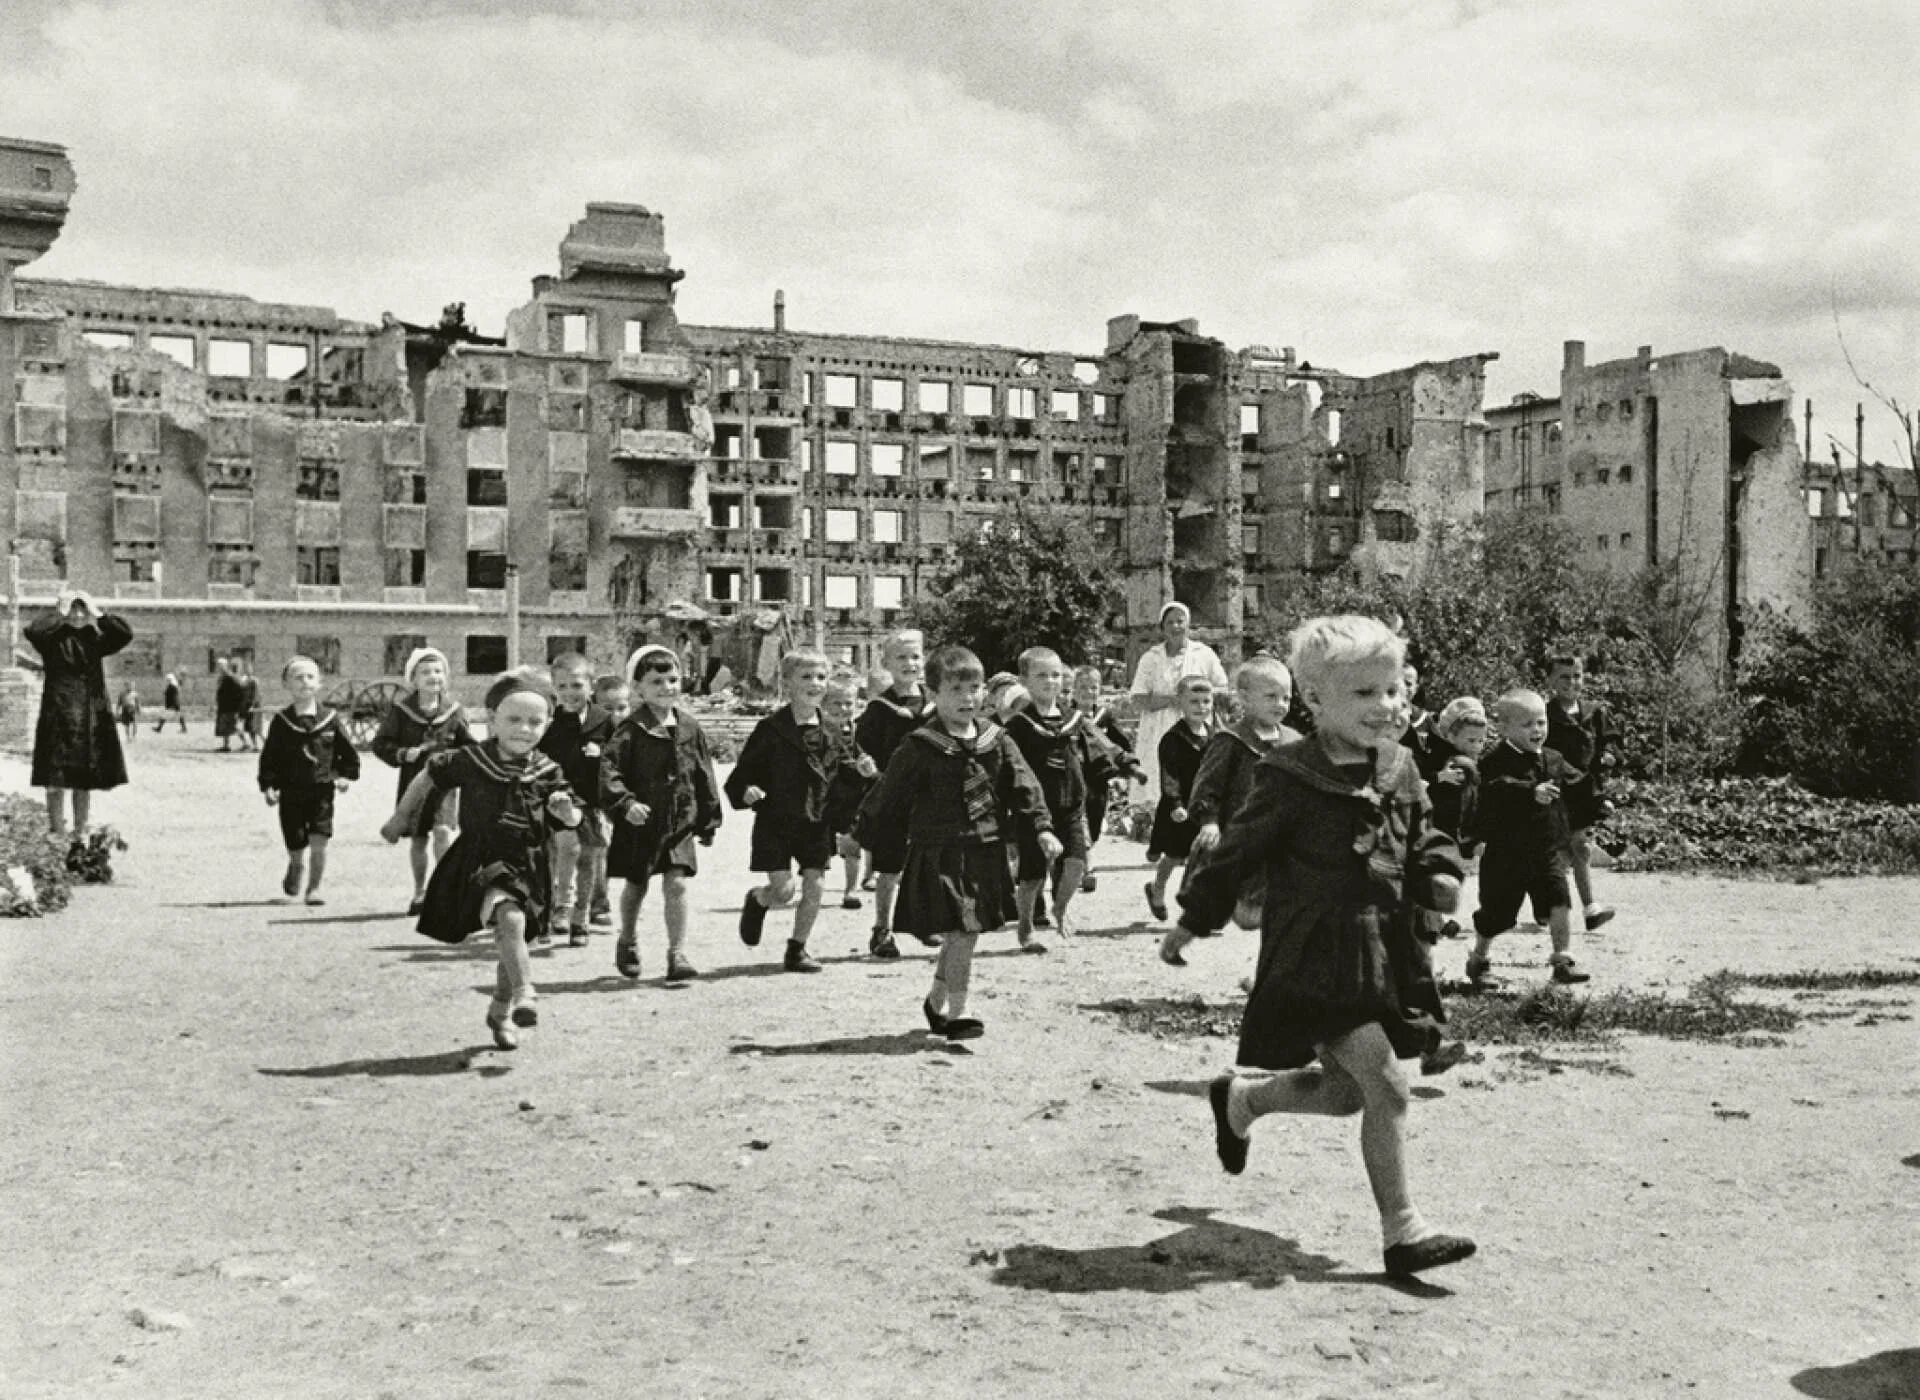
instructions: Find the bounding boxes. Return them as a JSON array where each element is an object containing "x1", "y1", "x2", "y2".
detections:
[
  {"x1": 739, "y1": 892, "x2": 767, "y2": 947},
  {"x1": 1384, "y1": 1234, "x2": 1476, "y2": 1278},
  {"x1": 1145, "y1": 882, "x2": 1168, "y2": 922},
  {"x1": 922, "y1": 998, "x2": 949, "y2": 1034},
  {"x1": 485, "y1": 1003, "x2": 518, "y2": 1051},
  {"x1": 841, "y1": 894, "x2": 863, "y2": 911},
  {"x1": 665, "y1": 952, "x2": 698, "y2": 983},
  {"x1": 614, "y1": 940, "x2": 641, "y2": 980},
  {"x1": 1208, "y1": 1075, "x2": 1249, "y2": 1175},
  {"x1": 783, "y1": 942, "x2": 822, "y2": 973},
  {"x1": 1550, "y1": 958, "x2": 1591, "y2": 985},
  {"x1": 567, "y1": 923, "x2": 589, "y2": 948},
  {"x1": 944, "y1": 1016, "x2": 985, "y2": 1040},
  {"x1": 869, "y1": 929, "x2": 901, "y2": 959}
]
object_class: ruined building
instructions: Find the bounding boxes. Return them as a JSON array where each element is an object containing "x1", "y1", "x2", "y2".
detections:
[
  {"x1": 2, "y1": 137, "x2": 1508, "y2": 699},
  {"x1": 1484, "y1": 340, "x2": 1812, "y2": 668}
]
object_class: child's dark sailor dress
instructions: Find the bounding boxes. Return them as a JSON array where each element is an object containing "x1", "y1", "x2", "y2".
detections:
[
  {"x1": 372, "y1": 696, "x2": 473, "y2": 837},
  {"x1": 1147, "y1": 721, "x2": 1212, "y2": 860},
  {"x1": 414, "y1": 741, "x2": 576, "y2": 944}
]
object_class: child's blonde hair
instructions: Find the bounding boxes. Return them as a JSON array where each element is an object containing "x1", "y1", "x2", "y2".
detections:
[
  {"x1": 550, "y1": 651, "x2": 593, "y2": 680},
  {"x1": 1017, "y1": 645, "x2": 1064, "y2": 677},
  {"x1": 824, "y1": 670, "x2": 861, "y2": 704},
  {"x1": 1175, "y1": 674, "x2": 1215, "y2": 699},
  {"x1": 1287, "y1": 615, "x2": 1405, "y2": 693},
  {"x1": 1071, "y1": 664, "x2": 1102, "y2": 687},
  {"x1": 1435, "y1": 696, "x2": 1489, "y2": 738},
  {"x1": 1494, "y1": 688, "x2": 1546, "y2": 724},
  {"x1": 282, "y1": 655, "x2": 320, "y2": 683},
  {"x1": 881, "y1": 629, "x2": 925, "y2": 662},
  {"x1": 1234, "y1": 655, "x2": 1292, "y2": 693},
  {"x1": 780, "y1": 648, "x2": 832, "y2": 682}
]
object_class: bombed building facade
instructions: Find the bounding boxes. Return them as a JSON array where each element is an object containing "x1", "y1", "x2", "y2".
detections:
[{"x1": 5, "y1": 136, "x2": 1815, "y2": 701}]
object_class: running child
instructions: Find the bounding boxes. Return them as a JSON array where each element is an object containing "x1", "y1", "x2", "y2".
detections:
[
  {"x1": 1174, "y1": 615, "x2": 1474, "y2": 1280},
  {"x1": 1417, "y1": 697, "x2": 1489, "y2": 939},
  {"x1": 116, "y1": 682, "x2": 140, "y2": 742},
  {"x1": 539, "y1": 653, "x2": 616, "y2": 948},
  {"x1": 862, "y1": 645, "x2": 1059, "y2": 1040},
  {"x1": 1544, "y1": 654, "x2": 1618, "y2": 932},
  {"x1": 153, "y1": 672, "x2": 186, "y2": 733},
  {"x1": 1007, "y1": 647, "x2": 1133, "y2": 949},
  {"x1": 822, "y1": 673, "x2": 874, "y2": 917},
  {"x1": 586, "y1": 673, "x2": 631, "y2": 928},
  {"x1": 1466, "y1": 688, "x2": 1591, "y2": 987},
  {"x1": 258, "y1": 655, "x2": 360, "y2": 905},
  {"x1": 1159, "y1": 656, "x2": 1299, "y2": 966},
  {"x1": 1070, "y1": 664, "x2": 1137, "y2": 893},
  {"x1": 382, "y1": 669, "x2": 582, "y2": 1050},
  {"x1": 599, "y1": 647, "x2": 721, "y2": 983},
  {"x1": 371, "y1": 647, "x2": 472, "y2": 914},
  {"x1": 727, "y1": 650, "x2": 877, "y2": 973},
  {"x1": 1144, "y1": 675, "x2": 1215, "y2": 921},
  {"x1": 852, "y1": 629, "x2": 931, "y2": 953}
]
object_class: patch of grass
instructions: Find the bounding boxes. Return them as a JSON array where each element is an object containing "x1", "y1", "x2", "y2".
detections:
[{"x1": 1712, "y1": 968, "x2": 1920, "y2": 992}]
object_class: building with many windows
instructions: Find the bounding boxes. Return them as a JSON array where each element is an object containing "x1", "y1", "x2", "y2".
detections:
[{"x1": 4, "y1": 136, "x2": 1506, "y2": 699}]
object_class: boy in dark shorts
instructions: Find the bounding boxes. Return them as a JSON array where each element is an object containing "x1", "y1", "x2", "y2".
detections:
[
  {"x1": 538, "y1": 653, "x2": 616, "y2": 947},
  {"x1": 1545, "y1": 654, "x2": 1618, "y2": 932},
  {"x1": 258, "y1": 655, "x2": 359, "y2": 905},
  {"x1": 726, "y1": 650, "x2": 876, "y2": 972},
  {"x1": 1466, "y1": 688, "x2": 1591, "y2": 987}
]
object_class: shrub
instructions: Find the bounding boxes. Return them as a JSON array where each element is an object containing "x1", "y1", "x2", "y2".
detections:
[
  {"x1": 1594, "y1": 775, "x2": 1920, "y2": 875},
  {"x1": 0, "y1": 795, "x2": 128, "y2": 917}
]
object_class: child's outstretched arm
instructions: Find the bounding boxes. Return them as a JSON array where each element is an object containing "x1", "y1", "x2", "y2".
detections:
[
  {"x1": 381, "y1": 769, "x2": 437, "y2": 843},
  {"x1": 1177, "y1": 764, "x2": 1293, "y2": 935}
]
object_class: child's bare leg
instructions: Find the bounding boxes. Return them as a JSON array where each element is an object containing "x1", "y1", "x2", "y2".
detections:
[
  {"x1": 759, "y1": 870, "x2": 796, "y2": 909},
  {"x1": 791, "y1": 871, "x2": 825, "y2": 949},
  {"x1": 842, "y1": 855, "x2": 860, "y2": 900},
  {"x1": 408, "y1": 835, "x2": 430, "y2": 899},
  {"x1": 549, "y1": 829, "x2": 582, "y2": 933},
  {"x1": 44, "y1": 788, "x2": 67, "y2": 834},
  {"x1": 486, "y1": 962, "x2": 516, "y2": 1046},
  {"x1": 1051, "y1": 856, "x2": 1085, "y2": 935},
  {"x1": 874, "y1": 871, "x2": 901, "y2": 929},
  {"x1": 1016, "y1": 878, "x2": 1044, "y2": 940},
  {"x1": 1318, "y1": 1024, "x2": 1428, "y2": 1244},
  {"x1": 1548, "y1": 905, "x2": 1573, "y2": 962},
  {"x1": 1150, "y1": 855, "x2": 1180, "y2": 900},
  {"x1": 1569, "y1": 832, "x2": 1594, "y2": 908},
  {"x1": 305, "y1": 835, "x2": 329, "y2": 900},
  {"x1": 494, "y1": 904, "x2": 537, "y2": 1022},
  {"x1": 70, "y1": 790, "x2": 91, "y2": 831},
  {"x1": 283, "y1": 846, "x2": 306, "y2": 897},
  {"x1": 662, "y1": 872, "x2": 690, "y2": 957},
  {"x1": 939, "y1": 931, "x2": 979, "y2": 1019},
  {"x1": 1226, "y1": 1058, "x2": 1366, "y2": 1136},
  {"x1": 432, "y1": 817, "x2": 455, "y2": 862},
  {"x1": 618, "y1": 879, "x2": 645, "y2": 941}
]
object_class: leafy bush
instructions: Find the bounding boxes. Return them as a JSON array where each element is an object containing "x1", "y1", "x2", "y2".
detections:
[
  {"x1": 0, "y1": 795, "x2": 127, "y2": 917},
  {"x1": 1735, "y1": 557, "x2": 1920, "y2": 802},
  {"x1": 1594, "y1": 775, "x2": 1920, "y2": 875}
]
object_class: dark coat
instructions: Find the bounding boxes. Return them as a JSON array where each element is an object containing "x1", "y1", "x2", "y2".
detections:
[
  {"x1": 861, "y1": 719, "x2": 1052, "y2": 870},
  {"x1": 28, "y1": 609, "x2": 132, "y2": 790},
  {"x1": 1180, "y1": 736, "x2": 1464, "y2": 1069},
  {"x1": 854, "y1": 686, "x2": 930, "y2": 767},
  {"x1": 371, "y1": 694, "x2": 474, "y2": 804},
  {"x1": 723, "y1": 706, "x2": 864, "y2": 826},
  {"x1": 1412, "y1": 732, "x2": 1480, "y2": 854},
  {"x1": 1546, "y1": 698, "x2": 1617, "y2": 830},
  {"x1": 1471, "y1": 741, "x2": 1580, "y2": 858},
  {"x1": 1188, "y1": 719, "x2": 1301, "y2": 829},
  {"x1": 538, "y1": 702, "x2": 617, "y2": 809},
  {"x1": 599, "y1": 706, "x2": 723, "y2": 878},
  {"x1": 257, "y1": 705, "x2": 362, "y2": 792}
]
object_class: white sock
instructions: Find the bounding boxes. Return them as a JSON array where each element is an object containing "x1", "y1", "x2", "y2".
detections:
[
  {"x1": 1382, "y1": 1207, "x2": 1436, "y2": 1250},
  {"x1": 1225, "y1": 1076, "x2": 1255, "y2": 1138}
]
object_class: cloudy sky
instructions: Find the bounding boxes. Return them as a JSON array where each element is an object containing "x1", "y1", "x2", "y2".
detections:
[{"x1": 3, "y1": 0, "x2": 1916, "y2": 462}]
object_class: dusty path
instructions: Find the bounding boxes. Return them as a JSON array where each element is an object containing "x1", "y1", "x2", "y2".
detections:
[{"x1": 2, "y1": 736, "x2": 1916, "y2": 1399}]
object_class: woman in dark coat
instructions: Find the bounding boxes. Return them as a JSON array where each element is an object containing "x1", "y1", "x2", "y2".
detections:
[
  {"x1": 214, "y1": 657, "x2": 245, "y2": 751},
  {"x1": 27, "y1": 589, "x2": 132, "y2": 833}
]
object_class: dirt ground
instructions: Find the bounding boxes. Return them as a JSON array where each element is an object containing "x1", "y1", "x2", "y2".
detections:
[{"x1": 2, "y1": 734, "x2": 1916, "y2": 1400}]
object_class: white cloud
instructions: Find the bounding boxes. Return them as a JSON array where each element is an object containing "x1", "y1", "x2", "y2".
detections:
[{"x1": 0, "y1": 0, "x2": 1914, "y2": 459}]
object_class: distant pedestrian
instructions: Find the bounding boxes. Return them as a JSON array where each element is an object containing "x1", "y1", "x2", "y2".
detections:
[
  {"x1": 27, "y1": 588, "x2": 132, "y2": 834},
  {"x1": 116, "y1": 682, "x2": 141, "y2": 742},
  {"x1": 238, "y1": 663, "x2": 262, "y2": 752},
  {"x1": 214, "y1": 657, "x2": 245, "y2": 751},
  {"x1": 153, "y1": 672, "x2": 186, "y2": 733}
]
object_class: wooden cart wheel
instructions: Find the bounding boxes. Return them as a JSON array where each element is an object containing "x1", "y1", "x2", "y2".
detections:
[{"x1": 337, "y1": 680, "x2": 409, "y2": 749}]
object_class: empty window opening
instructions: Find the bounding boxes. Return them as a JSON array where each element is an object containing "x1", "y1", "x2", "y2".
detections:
[
  {"x1": 622, "y1": 460, "x2": 693, "y2": 509},
  {"x1": 714, "y1": 424, "x2": 744, "y2": 460},
  {"x1": 1240, "y1": 403, "x2": 1260, "y2": 438},
  {"x1": 462, "y1": 388, "x2": 507, "y2": 428},
  {"x1": 825, "y1": 440, "x2": 858, "y2": 475},
  {"x1": 872, "y1": 443, "x2": 905, "y2": 478},
  {"x1": 1325, "y1": 408, "x2": 1342, "y2": 446},
  {"x1": 825, "y1": 574, "x2": 859, "y2": 609},
  {"x1": 967, "y1": 447, "x2": 996, "y2": 481},
  {"x1": 1094, "y1": 394, "x2": 1114, "y2": 422},
  {"x1": 872, "y1": 377, "x2": 904, "y2": 412},
  {"x1": 754, "y1": 426, "x2": 793, "y2": 461},
  {"x1": 207, "y1": 548, "x2": 256, "y2": 588},
  {"x1": 208, "y1": 636, "x2": 257, "y2": 673},
  {"x1": 919, "y1": 444, "x2": 952, "y2": 478},
  {"x1": 1242, "y1": 524, "x2": 1261, "y2": 555},
  {"x1": 555, "y1": 312, "x2": 590, "y2": 354},
  {"x1": 872, "y1": 509, "x2": 902, "y2": 544},
  {"x1": 1092, "y1": 455, "x2": 1118, "y2": 485},
  {"x1": 83, "y1": 329, "x2": 134, "y2": 352},
  {"x1": 707, "y1": 567, "x2": 742, "y2": 602},
  {"x1": 756, "y1": 569, "x2": 793, "y2": 602},
  {"x1": 710, "y1": 496, "x2": 743, "y2": 530},
  {"x1": 1052, "y1": 390, "x2": 1080, "y2": 421},
  {"x1": 207, "y1": 338, "x2": 253, "y2": 376},
  {"x1": 963, "y1": 383, "x2": 994, "y2": 417},
  {"x1": 467, "y1": 550, "x2": 508, "y2": 589},
  {"x1": 1073, "y1": 360, "x2": 1101, "y2": 386},
  {"x1": 297, "y1": 460, "x2": 341, "y2": 501},
  {"x1": 1007, "y1": 387, "x2": 1037, "y2": 421},
  {"x1": 467, "y1": 469, "x2": 508, "y2": 507},
  {"x1": 825, "y1": 509, "x2": 859, "y2": 543},
  {"x1": 825, "y1": 374, "x2": 859, "y2": 408},
  {"x1": 466, "y1": 635, "x2": 508, "y2": 674},
  {"x1": 386, "y1": 549, "x2": 427, "y2": 587},
  {"x1": 754, "y1": 357, "x2": 789, "y2": 392},
  {"x1": 150, "y1": 334, "x2": 196, "y2": 369},
  {"x1": 296, "y1": 636, "x2": 343, "y2": 675},
  {"x1": 549, "y1": 545, "x2": 587, "y2": 592},
  {"x1": 873, "y1": 575, "x2": 905, "y2": 611},
  {"x1": 265, "y1": 343, "x2": 309, "y2": 380},
  {"x1": 1007, "y1": 451, "x2": 1036, "y2": 483},
  {"x1": 756, "y1": 496, "x2": 795, "y2": 531},
  {"x1": 918, "y1": 380, "x2": 951, "y2": 414},
  {"x1": 1618, "y1": 462, "x2": 1633, "y2": 484},
  {"x1": 623, "y1": 319, "x2": 646, "y2": 354},
  {"x1": 297, "y1": 545, "x2": 341, "y2": 587}
]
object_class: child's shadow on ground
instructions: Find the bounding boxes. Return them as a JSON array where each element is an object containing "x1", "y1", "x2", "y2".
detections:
[
  {"x1": 989, "y1": 1206, "x2": 1449, "y2": 1297},
  {"x1": 269, "y1": 910, "x2": 412, "y2": 927},
  {"x1": 729, "y1": 1031, "x2": 969, "y2": 1058},
  {"x1": 372, "y1": 942, "x2": 499, "y2": 964},
  {"x1": 1792, "y1": 1349, "x2": 1920, "y2": 1398},
  {"x1": 1145, "y1": 1077, "x2": 1445, "y2": 1102},
  {"x1": 257, "y1": 1045, "x2": 509, "y2": 1079}
]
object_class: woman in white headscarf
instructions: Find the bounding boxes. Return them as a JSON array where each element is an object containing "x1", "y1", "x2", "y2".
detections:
[{"x1": 1128, "y1": 601, "x2": 1229, "y2": 795}]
